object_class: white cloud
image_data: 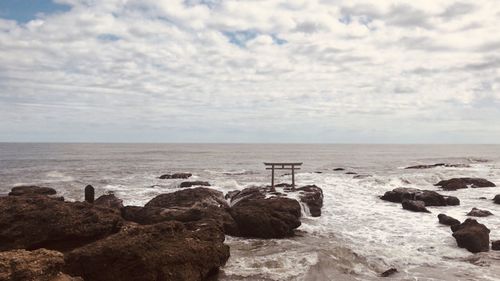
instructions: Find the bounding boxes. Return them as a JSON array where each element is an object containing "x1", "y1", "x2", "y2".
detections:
[{"x1": 0, "y1": 0, "x2": 499, "y2": 143}]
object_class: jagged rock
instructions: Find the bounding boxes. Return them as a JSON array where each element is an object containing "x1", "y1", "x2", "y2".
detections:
[
  {"x1": 438, "y1": 214, "x2": 460, "y2": 226},
  {"x1": 435, "y1": 178, "x2": 496, "y2": 191},
  {"x1": 229, "y1": 197, "x2": 301, "y2": 238},
  {"x1": 493, "y1": 194, "x2": 500, "y2": 204},
  {"x1": 333, "y1": 168, "x2": 345, "y2": 171},
  {"x1": 405, "y1": 163, "x2": 470, "y2": 169},
  {"x1": 0, "y1": 195, "x2": 123, "y2": 252},
  {"x1": 380, "y1": 188, "x2": 453, "y2": 206},
  {"x1": 159, "y1": 173, "x2": 192, "y2": 179},
  {"x1": 179, "y1": 181, "x2": 211, "y2": 188},
  {"x1": 492, "y1": 240, "x2": 500, "y2": 251},
  {"x1": 451, "y1": 219, "x2": 490, "y2": 253},
  {"x1": 8, "y1": 186, "x2": 57, "y2": 197},
  {"x1": 0, "y1": 249, "x2": 82, "y2": 281},
  {"x1": 444, "y1": 196, "x2": 460, "y2": 206},
  {"x1": 402, "y1": 200, "x2": 430, "y2": 213},
  {"x1": 64, "y1": 221, "x2": 229, "y2": 281},
  {"x1": 94, "y1": 194, "x2": 123, "y2": 209},
  {"x1": 145, "y1": 187, "x2": 226, "y2": 209},
  {"x1": 226, "y1": 187, "x2": 266, "y2": 205},
  {"x1": 380, "y1": 268, "x2": 397, "y2": 277},
  {"x1": 296, "y1": 185, "x2": 323, "y2": 217},
  {"x1": 466, "y1": 207, "x2": 493, "y2": 217}
]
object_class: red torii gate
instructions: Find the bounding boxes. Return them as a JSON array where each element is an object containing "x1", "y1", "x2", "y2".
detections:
[{"x1": 264, "y1": 162, "x2": 303, "y2": 192}]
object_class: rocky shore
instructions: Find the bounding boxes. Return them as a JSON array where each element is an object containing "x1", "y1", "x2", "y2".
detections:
[{"x1": 0, "y1": 181, "x2": 324, "y2": 281}]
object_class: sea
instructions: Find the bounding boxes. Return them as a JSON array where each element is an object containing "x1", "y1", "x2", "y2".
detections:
[{"x1": 1, "y1": 143, "x2": 500, "y2": 281}]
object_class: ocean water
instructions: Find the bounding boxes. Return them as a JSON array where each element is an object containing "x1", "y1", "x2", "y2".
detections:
[{"x1": 1, "y1": 143, "x2": 500, "y2": 280}]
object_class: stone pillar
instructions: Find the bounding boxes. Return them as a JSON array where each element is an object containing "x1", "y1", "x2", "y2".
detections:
[{"x1": 85, "y1": 185, "x2": 95, "y2": 203}]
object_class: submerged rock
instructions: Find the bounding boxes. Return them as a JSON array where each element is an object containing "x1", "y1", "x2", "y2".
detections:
[
  {"x1": 380, "y1": 187, "x2": 457, "y2": 206},
  {"x1": 493, "y1": 194, "x2": 500, "y2": 204},
  {"x1": 466, "y1": 207, "x2": 493, "y2": 217},
  {"x1": 380, "y1": 268, "x2": 398, "y2": 277},
  {"x1": 296, "y1": 185, "x2": 323, "y2": 217},
  {"x1": 444, "y1": 196, "x2": 460, "y2": 206},
  {"x1": 402, "y1": 199, "x2": 430, "y2": 213},
  {"x1": 8, "y1": 185, "x2": 57, "y2": 197},
  {"x1": 94, "y1": 193, "x2": 123, "y2": 209},
  {"x1": 179, "y1": 181, "x2": 211, "y2": 188},
  {"x1": 64, "y1": 221, "x2": 229, "y2": 281},
  {"x1": 435, "y1": 178, "x2": 496, "y2": 191},
  {"x1": 333, "y1": 168, "x2": 345, "y2": 171},
  {"x1": 0, "y1": 195, "x2": 123, "y2": 252},
  {"x1": 492, "y1": 240, "x2": 500, "y2": 251},
  {"x1": 451, "y1": 219, "x2": 490, "y2": 253},
  {"x1": 159, "y1": 172, "x2": 192, "y2": 179},
  {"x1": 0, "y1": 249, "x2": 82, "y2": 281},
  {"x1": 405, "y1": 163, "x2": 470, "y2": 169},
  {"x1": 438, "y1": 214, "x2": 460, "y2": 226}
]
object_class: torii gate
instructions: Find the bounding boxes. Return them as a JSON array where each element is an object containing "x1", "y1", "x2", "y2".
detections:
[{"x1": 264, "y1": 162, "x2": 303, "y2": 192}]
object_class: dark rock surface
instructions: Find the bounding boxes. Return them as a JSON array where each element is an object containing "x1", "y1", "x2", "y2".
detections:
[
  {"x1": 64, "y1": 221, "x2": 229, "y2": 281},
  {"x1": 145, "y1": 187, "x2": 226, "y2": 209},
  {"x1": 0, "y1": 249, "x2": 82, "y2": 281},
  {"x1": 8, "y1": 185, "x2": 57, "y2": 197},
  {"x1": 0, "y1": 195, "x2": 123, "y2": 252},
  {"x1": 444, "y1": 196, "x2": 460, "y2": 206},
  {"x1": 435, "y1": 178, "x2": 496, "y2": 191},
  {"x1": 402, "y1": 199, "x2": 430, "y2": 213},
  {"x1": 229, "y1": 197, "x2": 301, "y2": 238},
  {"x1": 381, "y1": 187, "x2": 456, "y2": 206},
  {"x1": 296, "y1": 185, "x2": 323, "y2": 217},
  {"x1": 492, "y1": 240, "x2": 500, "y2": 251},
  {"x1": 438, "y1": 214, "x2": 460, "y2": 226},
  {"x1": 159, "y1": 173, "x2": 192, "y2": 179},
  {"x1": 94, "y1": 194, "x2": 123, "y2": 209},
  {"x1": 333, "y1": 168, "x2": 345, "y2": 171},
  {"x1": 451, "y1": 219, "x2": 490, "y2": 253},
  {"x1": 380, "y1": 268, "x2": 397, "y2": 277},
  {"x1": 493, "y1": 194, "x2": 500, "y2": 204},
  {"x1": 466, "y1": 207, "x2": 493, "y2": 217},
  {"x1": 345, "y1": 172, "x2": 357, "y2": 175},
  {"x1": 226, "y1": 186, "x2": 266, "y2": 205},
  {"x1": 405, "y1": 163, "x2": 470, "y2": 169},
  {"x1": 179, "y1": 181, "x2": 211, "y2": 188}
]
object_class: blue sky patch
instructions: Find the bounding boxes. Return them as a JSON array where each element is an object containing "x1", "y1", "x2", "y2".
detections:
[
  {"x1": 0, "y1": 0, "x2": 70, "y2": 23},
  {"x1": 97, "y1": 34, "x2": 121, "y2": 42},
  {"x1": 224, "y1": 30, "x2": 287, "y2": 47}
]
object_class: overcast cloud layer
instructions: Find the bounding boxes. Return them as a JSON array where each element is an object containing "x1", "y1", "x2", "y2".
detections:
[{"x1": 0, "y1": 0, "x2": 499, "y2": 143}]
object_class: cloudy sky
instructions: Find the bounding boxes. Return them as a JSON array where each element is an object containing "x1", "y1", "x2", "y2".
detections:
[{"x1": 0, "y1": 0, "x2": 499, "y2": 143}]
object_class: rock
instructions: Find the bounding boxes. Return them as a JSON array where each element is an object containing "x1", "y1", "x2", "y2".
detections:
[
  {"x1": 229, "y1": 197, "x2": 301, "y2": 238},
  {"x1": 380, "y1": 188, "x2": 451, "y2": 206},
  {"x1": 8, "y1": 185, "x2": 57, "y2": 197},
  {"x1": 0, "y1": 195, "x2": 123, "y2": 252},
  {"x1": 492, "y1": 240, "x2": 500, "y2": 251},
  {"x1": 405, "y1": 163, "x2": 470, "y2": 169},
  {"x1": 84, "y1": 185, "x2": 94, "y2": 203},
  {"x1": 94, "y1": 193, "x2": 123, "y2": 209},
  {"x1": 435, "y1": 178, "x2": 496, "y2": 191},
  {"x1": 438, "y1": 214, "x2": 460, "y2": 226},
  {"x1": 64, "y1": 221, "x2": 229, "y2": 281},
  {"x1": 333, "y1": 168, "x2": 345, "y2": 171},
  {"x1": 313, "y1": 171, "x2": 323, "y2": 174},
  {"x1": 380, "y1": 268, "x2": 397, "y2": 277},
  {"x1": 0, "y1": 249, "x2": 82, "y2": 281},
  {"x1": 493, "y1": 194, "x2": 500, "y2": 204},
  {"x1": 145, "y1": 187, "x2": 226, "y2": 209},
  {"x1": 345, "y1": 172, "x2": 357, "y2": 175},
  {"x1": 159, "y1": 173, "x2": 192, "y2": 179},
  {"x1": 402, "y1": 200, "x2": 430, "y2": 213},
  {"x1": 274, "y1": 183, "x2": 293, "y2": 188},
  {"x1": 353, "y1": 174, "x2": 371, "y2": 179},
  {"x1": 226, "y1": 186, "x2": 266, "y2": 206},
  {"x1": 179, "y1": 181, "x2": 211, "y2": 188},
  {"x1": 444, "y1": 196, "x2": 460, "y2": 206},
  {"x1": 451, "y1": 219, "x2": 490, "y2": 253},
  {"x1": 466, "y1": 207, "x2": 493, "y2": 217},
  {"x1": 296, "y1": 185, "x2": 323, "y2": 217}
]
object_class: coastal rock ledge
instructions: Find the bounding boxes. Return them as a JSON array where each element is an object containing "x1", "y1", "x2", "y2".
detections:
[
  {"x1": 380, "y1": 187, "x2": 460, "y2": 211},
  {"x1": 451, "y1": 219, "x2": 490, "y2": 253},
  {"x1": 435, "y1": 178, "x2": 496, "y2": 191}
]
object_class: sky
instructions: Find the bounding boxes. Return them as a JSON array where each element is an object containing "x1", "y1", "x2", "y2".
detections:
[{"x1": 0, "y1": 0, "x2": 499, "y2": 143}]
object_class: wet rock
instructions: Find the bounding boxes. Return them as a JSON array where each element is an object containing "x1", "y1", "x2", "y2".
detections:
[
  {"x1": 492, "y1": 240, "x2": 500, "y2": 251},
  {"x1": 159, "y1": 172, "x2": 192, "y2": 179},
  {"x1": 435, "y1": 178, "x2": 496, "y2": 191},
  {"x1": 296, "y1": 185, "x2": 323, "y2": 217},
  {"x1": 84, "y1": 185, "x2": 94, "y2": 203},
  {"x1": 0, "y1": 249, "x2": 82, "y2": 281},
  {"x1": 94, "y1": 193, "x2": 123, "y2": 209},
  {"x1": 438, "y1": 214, "x2": 460, "y2": 226},
  {"x1": 64, "y1": 221, "x2": 229, "y2": 281},
  {"x1": 145, "y1": 187, "x2": 226, "y2": 209},
  {"x1": 466, "y1": 207, "x2": 493, "y2": 217},
  {"x1": 333, "y1": 168, "x2": 345, "y2": 171},
  {"x1": 380, "y1": 268, "x2": 397, "y2": 277},
  {"x1": 353, "y1": 174, "x2": 371, "y2": 179},
  {"x1": 402, "y1": 200, "x2": 430, "y2": 213},
  {"x1": 405, "y1": 163, "x2": 470, "y2": 169},
  {"x1": 8, "y1": 185, "x2": 57, "y2": 197},
  {"x1": 314, "y1": 171, "x2": 323, "y2": 174},
  {"x1": 451, "y1": 219, "x2": 490, "y2": 253},
  {"x1": 179, "y1": 181, "x2": 211, "y2": 188},
  {"x1": 493, "y1": 194, "x2": 500, "y2": 204},
  {"x1": 444, "y1": 196, "x2": 460, "y2": 206},
  {"x1": 229, "y1": 197, "x2": 301, "y2": 238},
  {"x1": 274, "y1": 183, "x2": 293, "y2": 188},
  {"x1": 345, "y1": 172, "x2": 357, "y2": 175},
  {"x1": 226, "y1": 186, "x2": 266, "y2": 205},
  {"x1": 0, "y1": 195, "x2": 123, "y2": 252},
  {"x1": 380, "y1": 188, "x2": 452, "y2": 206}
]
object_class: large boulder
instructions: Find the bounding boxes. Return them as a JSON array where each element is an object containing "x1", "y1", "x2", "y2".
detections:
[
  {"x1": 296, "y1": 185, "x2": 323, "y2": 217},
  {"x1": 380, "y1": 188, "x2": 453, "y2": 206},
  {"x1": 0, "y1": 195, "x2": 123, "y2": 252},
  {"x1": 229, "y1": 197, "x2": 301, "y2": 238},
  {"x1": 0, "y1": 249, "x2": 82, "y2": 281},
  {"x1": 451, "y1": 219, "x2": 490, "y2": 253},
  {"x1": 179, "y1": 181, "x2": 211, "y2": 188},
  {"x1": 492, "y1": 240, "x2": 500, "y2": 251},
  {"x1": 493, "y1": 194, "x2": 500, "y2": 204},
  {"x1": 159, "y1": 173, "x2": 192, "y2": 179},
  {"x1": 437, "y1": 214, "x2": 460, "y2": 226},
  {"x1": 94, "y1": 194, "x2": 123, "y2": 209},
  {"x1": 402, "y1": 200, "x2": 430, "y2": 213},
  {"x1": 226, "y1": 187, "x2": 266, "y2": 206},
  {"x1": 8, "y1": 186, "x2": 57, "y2": 197},
  {"x1": 64, "y1": 221, "x2": 229, "y2": 281},
  {"x1": 435, "y1": 178, "x2": 496, "y2": 191},
  {"x1": 145, "y1": 187, "x2": 226, "y2": 209},
  {"x1": 466, "y1": 207, "x2": 493, "y2": 217}
]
